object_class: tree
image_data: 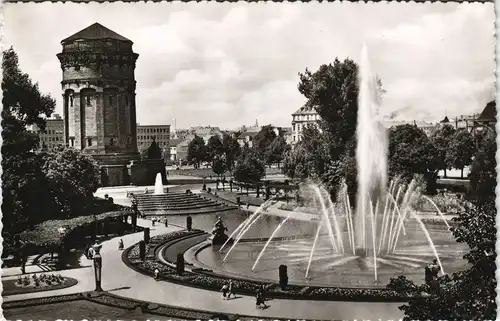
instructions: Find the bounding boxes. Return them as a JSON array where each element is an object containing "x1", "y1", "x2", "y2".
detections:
[
  {"x1": 283, "y1": 124, "x2": 328, "y2": 181},
  {"x1": 265, "y1": 136, "x2": 288, "y2": 168},
  {"x1": 206, "y1": 135, "x2": 224, "y2": 161},
  {"x1": 187, "y1": 135, "x2": 206, "y2": 168},
  {"x1": 222, "y1": 133, "x2": 241, "y2": 172},
  {"x1": 469, "y1": 129, "x2": 496, "y2": 199},
  {"x1": 212, "y1": 156, "x2": 227, "y2": 178},
  {"x1": 387, "y1": 198, "x2": 496, "y2": 320},
  {"x1": 2, "y1": 48, "x2": 56, "y2": 234},
  {"x1": 447, "y1": 129, "x2": 476, "y2": 178},
  {"x1": 42, "y1": 147, "x2": 101, "y2": 218},
  {"x1": 296, "y1": 59, "x2": 385, "y2": 197},
  {"x1": 430, "y1": 124, "x2": 456, "y2": 178},
  {"x1": 253, "y1": 125, "x2": 277, "y2": 155},
  {"x1": 233, "y1": 150, "x2": 265, "y2": 183},
  {"x1": 388, "y1": 124, "x2": 438, "y2": 193}
]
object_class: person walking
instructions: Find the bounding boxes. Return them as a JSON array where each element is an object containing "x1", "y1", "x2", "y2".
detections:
[
  {"x1": 255, "y1": 289, "x2": 267, "y2": 309},
  {"x1": 221, "y1": 283, "x2": 229, "y2": 300},
  {"x1": 118, "y1": 239, "x2": 124, "y2": 250},
  {"x1": 227, "y1": 280, "x2": 234, "y2": 299},
  {"x1": 154, "y1": 268, "x2": 159, "y2": 280}
]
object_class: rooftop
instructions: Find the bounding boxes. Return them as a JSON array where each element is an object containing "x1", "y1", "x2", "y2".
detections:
[
  {"x1": 61, "y1": 23, "x2": 132, "y2": 44},
  {"x1": 292, "y1": 105, "x2": 317, "y2": 116},
  {"x1": 477, "y1": 100, "x2": 496, "y2": 122}
]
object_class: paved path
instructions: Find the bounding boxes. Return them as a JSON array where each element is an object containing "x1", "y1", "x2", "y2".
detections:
[{"x1": 3, "y1": 217, "x2": 405, "y2": 320}]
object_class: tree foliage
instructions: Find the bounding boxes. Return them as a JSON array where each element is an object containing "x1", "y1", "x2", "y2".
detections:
[
  {"x1": 253, "y1": 125, "x2": 277, "y2": 155},
  {"x1": 43, "y1": 147, "x2": 101, "y2": 218},
  {"x1": 388, "y1": 124, "x2": 438, "y2": 193},
  {"x1": 205, "y1": 135, "x2": 224, "y2": 161},
  {"x1": 234, "y1": 149, "x2": 265, "y2": 183},
  {"x1": 447, "y1": 129, "x2": 476, "y2": 178},
  {"x1": 388, "y1": 198, "x2": 496, "y2": 321},
  {"x1": 222, "y1": 133, "x2": 241, "y2": 172},
  {"x1": 430, "y1": 124, "x2": 456, "y2": 177},
  {"x1": 2, "y1": 48, "x2": 56, "y2": 234},
  {"x1": 298, "y1": 59, "x2": 359, "y2": 159},
  {"x1": 187, "y1": 135, "x2": 206, "y2": 168},
  {"x1": 265, "y1": 136, "x2": 288, "y2": 167},
  {"x1": 290, "y1": 58, "x2": 385, "y2": 197},
  {"x1": 469, "y1": 129, "x2": 496, "y2": 199}
]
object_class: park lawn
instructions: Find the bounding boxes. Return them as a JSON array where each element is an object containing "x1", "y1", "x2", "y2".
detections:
[{"x1": 2, "y1": 276, "x2": 78, "y2": 296}]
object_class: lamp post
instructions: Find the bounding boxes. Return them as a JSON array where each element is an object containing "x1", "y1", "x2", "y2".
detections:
[
  {"x1": 93, "y1": 214, "x2": 98, "y2": 240},
  {"x1": 92, "y1": 242, "x2": 103, "y2": 291},
  {"x1": 57, "y1": 227, "x2": 66, "y2": 270}
]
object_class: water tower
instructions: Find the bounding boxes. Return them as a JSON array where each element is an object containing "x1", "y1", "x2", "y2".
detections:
[{"x1": 57, "y1": 23, "x2": 140, "y2": 185}]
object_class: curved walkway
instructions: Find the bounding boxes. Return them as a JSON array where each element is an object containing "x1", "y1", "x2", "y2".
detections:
[{"x1": 3, "y1": 220, "x2": 405, "y2": 320}]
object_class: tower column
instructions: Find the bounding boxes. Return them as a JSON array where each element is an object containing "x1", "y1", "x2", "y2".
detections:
[
  {"x1": 95, "y1": 89, "x2": 105, "y2": 151},
  {"x1": 73, "y1": 92, "x2": 82, "y2": 150}
]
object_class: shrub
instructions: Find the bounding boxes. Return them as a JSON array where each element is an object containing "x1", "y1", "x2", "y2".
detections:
[{"x1": 176, "y1": 253, "x2": 185, "y2": 276}]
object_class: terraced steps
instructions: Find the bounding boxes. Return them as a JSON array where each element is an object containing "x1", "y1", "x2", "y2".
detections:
[{"x1": 134, "y1": 192, "x2": 238, "y2": 216}]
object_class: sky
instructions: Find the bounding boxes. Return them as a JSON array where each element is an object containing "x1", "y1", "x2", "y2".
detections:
[{"x1": 3, "y1": 2, "x2": 496, "y2": 130}]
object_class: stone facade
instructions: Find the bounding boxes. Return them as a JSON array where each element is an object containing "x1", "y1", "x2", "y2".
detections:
[{"x1": 57, "y1": 23, "x2": 144, "y2": 186}]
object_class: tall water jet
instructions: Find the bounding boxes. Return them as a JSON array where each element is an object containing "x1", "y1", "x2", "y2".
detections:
[
  {"x1": 154, "y1": 172, "x2": 164, "y2": 195},
  {"x1": 355, "y1": 43, "x2": 388, "y2": 254}
]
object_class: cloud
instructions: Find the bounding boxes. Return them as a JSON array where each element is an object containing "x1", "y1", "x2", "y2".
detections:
[{"x1": 3, "y1": 2, "x2": 495, "y2": 129}]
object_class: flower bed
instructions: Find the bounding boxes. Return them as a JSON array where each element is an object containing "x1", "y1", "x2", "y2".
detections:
[
  {"x1": 3, "y1": 273, "x2": 78, "y2": 296},
  {"x1": 123, "y1": 231, "x2": 412, "y2": 302}
]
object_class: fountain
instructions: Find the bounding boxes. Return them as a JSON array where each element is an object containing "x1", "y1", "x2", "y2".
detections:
[
  {"x1": 191, "y1": 44, "x2": 464, "y2": 287},
  {"x1": 154, "y1": 172, "x2": 164, "y2": 195}
]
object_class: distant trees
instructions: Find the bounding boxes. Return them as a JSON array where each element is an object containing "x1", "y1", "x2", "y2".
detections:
[
  {"x1": 430, "y1": 124, "x2": 456, "y2": 178},
  {"x1": 187, "y1": 135, "x2": 206, "y2": 168},
  {"x1": 233, "y1": 149, "x2": 266, "y2": 183},
  {"x1": 253, "y1": 125, "x2": 277, "y2": 154},
  {"x1": 265, "y1": 136, "x2": 288, "y2": 168},
  {"x1": 388, "y1": 124, "x2": 438, "y2": 193},
  {"x1": 447, "y1": 129, "x2": 476, "y2": 178}
]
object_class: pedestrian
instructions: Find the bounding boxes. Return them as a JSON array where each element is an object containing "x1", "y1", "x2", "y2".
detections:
[
  {"x1": 227, "y1": 280, "x2": 234, "y2": 299},
  {"x1": 221, "y1": 283, "x2": 229, "y2": 300},
  {"x1": 118, "y1": 239, "x2": 124, "y2": 250},
  {"x1": 255, "y1": 289, "x2": 266, "y2": 309},
  {"x1": 154, "y1": 268, "x2": 159, "y2": 280},
  {"x1": 152, "y1": 218, "x2": 156, "y2": 226},
  {"x1": 246, "y1": 202, "x2": 250, "y2": 210}
]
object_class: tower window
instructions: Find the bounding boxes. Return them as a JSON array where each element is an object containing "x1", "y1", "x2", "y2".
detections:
[
  {"x1": 109, "y1": 138, "x2": 114, "y2": 146},
  {"x1": 125, "y1": 95, "x2": 129, "y2": 105},
  {"x1": 70, "y1": 95, "x2": 74, "y2": 107},
  {"x1": 87, "y1": 138, "x2": 92, "y2": 146},
  {"x1": 109, "y1": 96, "x2": 113, "y2": 105},
  {"x1": 86, "y1": 96, "x2": 91, "y2": 106}
]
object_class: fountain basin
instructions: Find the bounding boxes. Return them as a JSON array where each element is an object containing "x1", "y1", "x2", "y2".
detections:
[{"x1": 187, "y1": 225, "x2": 468, "y2": 288}]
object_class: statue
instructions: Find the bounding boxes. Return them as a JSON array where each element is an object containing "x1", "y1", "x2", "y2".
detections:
[{"x1": 209, "y1": 216, "x2": 229, "y2": 246}]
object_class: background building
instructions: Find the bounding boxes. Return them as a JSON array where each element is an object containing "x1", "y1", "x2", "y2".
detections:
[
  {"x1": 291, "y1": 105, "x2": 320, "y2": 144},
  {"x1": 137, "y1": 124, "x2": 171, "y2": 159},
  {"x1": 28, "y1": 114, "x2": 65, "y2": 151}
]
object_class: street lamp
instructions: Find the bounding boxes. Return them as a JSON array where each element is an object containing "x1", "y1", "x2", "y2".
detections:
[{"x1": 92, "y1": 242, "x2": 103, "y2": 291}]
